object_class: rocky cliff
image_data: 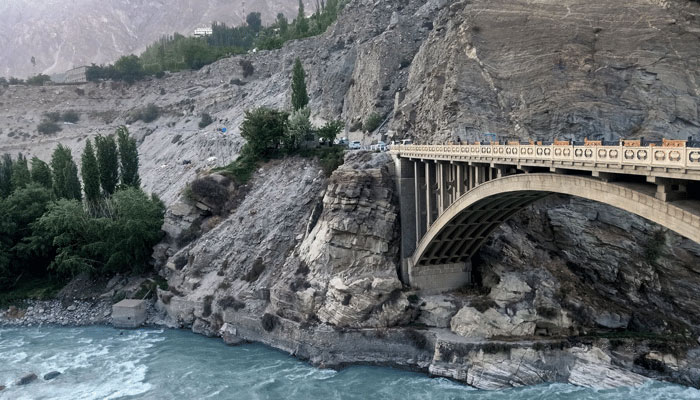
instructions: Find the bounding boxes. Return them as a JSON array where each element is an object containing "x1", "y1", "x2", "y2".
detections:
[{"x1": 2, "y1": 0, "x2": 700, "y2": 390}]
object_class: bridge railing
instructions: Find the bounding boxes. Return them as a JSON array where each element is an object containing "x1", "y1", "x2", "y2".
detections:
[{"x1": 392, "y1": 143, "x2": 700, "y2": 170}]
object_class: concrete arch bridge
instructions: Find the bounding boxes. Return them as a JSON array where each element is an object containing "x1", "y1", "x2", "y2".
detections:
[{"x1": 391, "y1": 140, "x2": 700, "y2": 292}]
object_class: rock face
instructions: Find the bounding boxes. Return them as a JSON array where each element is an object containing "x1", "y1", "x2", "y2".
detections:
[{"x1": 392, "y1": 0, "x2": 700, "y2": 143}]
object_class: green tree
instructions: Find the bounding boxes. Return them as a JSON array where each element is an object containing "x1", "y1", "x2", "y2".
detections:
[
  {"x1": 95, "y1": 135, "x2": 119, "y2": 195},
  {"x1": 291, "y1": 58, "x2": 309, "y2": 111},
  {"x1": 0, "y1": 154, "x2": 13, "y2": 198},
  {"x1": 81, "y1": 139, "x2": 101, "y2": 203},
  {"x1": 318, "y1": 119, "x2": 343, "y2": 144},
  {"x1": 246, "y1": 12, "x2": 262, "y2": 32},
  {"x1": 51, "y1": 145, "x2": 82, "y2": 201},
  {"x1": 117, "y1": 127, "x2": 140, "y2": 188},
  {"x1": 285, "y1": 107, "x2": 312, "y2": 153},
  {"x1": 240, "y1": 107, "x2": 290, "y2": 159},
  {"x1": 296, "y1": 0, "x2": 309, "y2": 35},
  {"x1": 11, "y1": 153, "x2": 31, "y2": 191},
  {"x1": 114, "y1": 55, "x2": 144, "y2": 83},
  {"x1": 30, "y1": 188, "x2": 164, "y2": 277},
  {"x1": 30, "y1": 157, "x2": 52, "y2": 189},
  {"x1": 0, "y1": 184, "x2": 53, "y2": 288},
  {"x1": 277, "y1": 13, "x2": 289, "y2": 35}
]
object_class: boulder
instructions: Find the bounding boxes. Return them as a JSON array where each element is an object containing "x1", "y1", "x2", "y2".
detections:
[
  {"x1": 43, "y1": 371, "x2": 61, "y2": 380},
  {"x1": 595, "y1": 311, "x2": 630, "y2": 329},
  {"x1": 451, "y1": 307, "x2": 536, "y2": 338},
  {"x1": 418, "y1": 296, "x2": 457, "y2": 328},
  {"x1": 0, "y1": 385, "x2": 5, "y2": 391},
  {"x1": 17, "y1": 373, "x2": 37, "y2": 385},
  {"x1": 489, "y1": 275, "x2": 532, "y2": 306}
]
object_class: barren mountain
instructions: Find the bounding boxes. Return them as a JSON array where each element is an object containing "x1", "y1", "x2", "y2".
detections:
[{"x1": 0, "y1": 0, "x2": 310, "y2": 78}]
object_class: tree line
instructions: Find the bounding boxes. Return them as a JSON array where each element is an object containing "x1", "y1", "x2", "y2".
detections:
[
  {"x1": 85, "y1": 0, "x2": 345, "y2": 83},
  {"x1": 0, "y1": 127, "x2": 164, "y2": 293}
]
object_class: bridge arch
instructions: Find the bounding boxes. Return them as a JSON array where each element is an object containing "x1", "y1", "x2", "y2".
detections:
[{"x1": 411, "y1": 173, "x2": 700, "y2": 273}]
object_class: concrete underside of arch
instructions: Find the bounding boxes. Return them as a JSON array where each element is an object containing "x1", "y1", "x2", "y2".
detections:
[{"x1": 409, "y1": 173, "x2": 700, "y2": 292}]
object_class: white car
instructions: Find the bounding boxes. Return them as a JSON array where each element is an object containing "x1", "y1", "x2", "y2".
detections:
[{"x1": 348, "y1": 141, "x2": 362, "y2": 150}]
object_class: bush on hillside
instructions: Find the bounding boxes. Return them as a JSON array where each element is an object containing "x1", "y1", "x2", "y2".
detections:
[{"x1": 37, "y1": 121, "x2": 61, "y2": 135}]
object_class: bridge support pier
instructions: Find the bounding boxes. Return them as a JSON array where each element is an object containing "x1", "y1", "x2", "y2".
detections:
[
  {"x1": 648, "y1": 177, "x2": 688, "y2": 202},
  {"x1": 395, "y1": 157, "x2": 418, "y2": 284},
  {"x1": 408, "y1": 261, "x2": 472, "y2": 294}
]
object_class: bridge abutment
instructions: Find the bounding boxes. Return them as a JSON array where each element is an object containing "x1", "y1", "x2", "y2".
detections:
[{"x1": 408, "y1": 261, "x2": 472, "y2": 294}]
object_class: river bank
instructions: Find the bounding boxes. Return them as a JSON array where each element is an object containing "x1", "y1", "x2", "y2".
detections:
[
  {"x1": 4, "y1": 326, "x2": 700, "y2": 400},
  {"x1": 3, "y1": 297, "x2": 700, "y2": 392}
]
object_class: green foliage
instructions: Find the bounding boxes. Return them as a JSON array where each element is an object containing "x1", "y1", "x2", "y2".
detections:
[
  {"x1": 95, "y1": 135, "x2": 120, "y2": 195},
  {"x1": 246, "y1": 12, "x2": 262, "y2": 32},
  {"x1": 644, "y1": 229, "x2": 666, "y2": 264},
  {"x1": 0, "y1": 77, "x2": 8, "y2": 87},
  {"x1": 296, "y1": 0, "x2": 309, "y2": 36},
  {"x1": 37, "y1": 120, "x2": 62, "y2": 135},
  {"x1": 291, "y1": 58, "x2": 309, "y2": 111},
  {"x1": 214, "y1": 151, "x2": 259, "y2": 184},
  {"x1": 239, "y1": 60, "x2": 255, "y2": 77},
  {"x1": 117, "y1": 126, "x2": 141, "y2": 188},
  {"x1": 285, "y1": 107, "x2": 312, "y2": 153},
  {"x1": 62, "y1": 110, "x2": 80, "y2": 123},
  {"x1": 0, "y1": 277, "x2": 66, "y2": 308},
  {"x1": 26, "y1": 74, "x2": 51, "y2": 86},
  {"x1": 44, "y1": 111, "x2": 61, "y2": 122},
  {"x1": 114, "y1": 55, "x2": 144, "y2": 83},
  {"x1": 0, "y1": 184, "x2": 54, "y2": 289},
  {"x1": 199, "y1": 113, "x2": 214, "y2": 128},
  {"x1": 0, "y1": 154, "x2": 12, "y2": 198},
  {"x1": 81, "y1": 139, "x2": 101, "y2": 203},
  {"x1": 240, "y1": 107, "x2": 290, "y2": 159},
  {"x1": 11, "y1": 153, "x2": 31, "y2": 191},
  {"x1": 363, "y1": 112, "x2": 383, "y2": 132},
  {"x1": 318, "y1": 120, "x2": 343, "y2": 143},
  {"x1": 8, "y1": 77, "x2": 24, "y2": 85},
  {"x1": 50, "y1": 145, "x2": 82, "y2": 201},
  {"x1": 30, "y1": 157, "x2": 52, "y2": 189},
  {"x1": 30, "y1": 188, "x2": 164, "y2": 277},
  {"x1": 86, "y1": 2, "x2": 343, "y2": 82},
  {"x1": 128, "y1": 103, "x2": 160, "y2": 123}
]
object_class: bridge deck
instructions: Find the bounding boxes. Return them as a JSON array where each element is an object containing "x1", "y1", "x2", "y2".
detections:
[{"x1": 393, "y1": 144, "x2": 700, "y2": 181}]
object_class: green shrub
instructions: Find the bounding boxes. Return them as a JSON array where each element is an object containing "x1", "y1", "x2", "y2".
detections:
[
  {"x1": 37, "y1": 120, "x2": 61, "y2": 134},
  {"x1": 62, "y1": 110, "x2": 80, "y2": 123},
  {"x1": 644, "y1": 229, "x2": 665, "y2": 264},
  {"x1": 261, "y1": 313, "x2": 278, "y2": 331},
  {"x1": 240, "y1": 60, "x2": 255, "y2": 77},
  {"x1": 405, "y1": 329, "x2": 428, "y2": 350},
  {"x1": 243, "y1": 258, "x2": 266, "y2": 282},
  {"x1": 43, "y1": 111, "x2": 61, "y2": 122},
  {"x1": 363, "y1": 112, "x2": 383, "y2": 132},
  {"x1": 128, "y1": 103, "x2": 160, "y2": 123},
  {"x1": 199, "y1": 113, "x2": 214, "y2": 128}
]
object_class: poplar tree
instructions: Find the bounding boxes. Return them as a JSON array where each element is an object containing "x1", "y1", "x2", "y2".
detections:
[
  {"x1": 51, "y1": 145, "x2": 82, "y2": 200},
  {"x1": 30, "y1": 157, "x2": 52, "y2": 189},
  {"x1": 81, "y1": 139, "x2": 101, "y2": 203},
  {"x1": 0, "y1": 154, "x2": 13, "y2": 198},
  {"x1": 296, "y1": 0, "x2": 308, "y2": 35},
  {"x1": 291, "y1": 58, "x2": 309, "y2": 111},
  {"x1": 95, "y1": 135, "x2": 119, "y2": 195},
  {"x1": 10, "y1": 153, "x2": 31, "y2": 190},
  {"x1": 117, "y1": 126, "x2": 140, "y2": 188}
]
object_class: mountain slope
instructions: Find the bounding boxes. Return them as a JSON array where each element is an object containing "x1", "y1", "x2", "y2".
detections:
[{"x1": 0, "y1": 0, "x2": 309, "y2": 78}]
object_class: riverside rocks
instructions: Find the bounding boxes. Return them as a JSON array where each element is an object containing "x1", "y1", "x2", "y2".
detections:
[
  {"x1": 17, "y1": 373, "x2": 37, "y2": 385},
  {"x1": 43, "y1": 371, "x2": 61, "y2": 381},
  {"x1": 0, "y1": 300, "x2": 112, "y2": 327}
]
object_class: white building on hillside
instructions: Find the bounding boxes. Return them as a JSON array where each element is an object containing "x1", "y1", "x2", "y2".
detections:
[{"x1": 194, "y1": 27, "x2": 213, "y2": 37}]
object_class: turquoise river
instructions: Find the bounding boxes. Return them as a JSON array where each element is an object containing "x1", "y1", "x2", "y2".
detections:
[{"x1": 1, "y1": 327, "x2": 699, "y2": 399}]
